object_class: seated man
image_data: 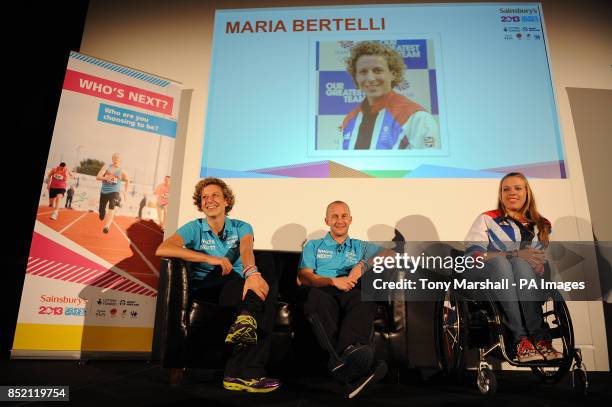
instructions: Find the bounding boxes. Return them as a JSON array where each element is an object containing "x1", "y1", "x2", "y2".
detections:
[
  {"x1": 298, "y1": 200, "x2": 387, "y2": 398},
  {"x1": 156, "y1": 177, "x2": 280, "y2": 393}
]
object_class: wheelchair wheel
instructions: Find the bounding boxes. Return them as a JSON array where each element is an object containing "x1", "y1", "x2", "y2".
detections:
[
  {"x1": 530, "y1": 297, "x2": 573, "y2": 382},
  {"x1": 434, "y1": 288, "x2": 467, "y2": 377},
  {"x1": 477, "y1": 365, "x2": 497, "y2": 395}
]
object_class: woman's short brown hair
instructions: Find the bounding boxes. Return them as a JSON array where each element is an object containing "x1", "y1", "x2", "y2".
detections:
[
  {"x1": 345, "y1": 41, "x2": 406, "y2": 89},
  {"x1": 193, "y1": 177, "x2": 235, "y2": 214}
]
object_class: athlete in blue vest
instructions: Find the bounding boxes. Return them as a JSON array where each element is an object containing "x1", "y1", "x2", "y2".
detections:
[
  {"x1": 298, "y1": 201, "x2": 387, "y2": 398},
  {"x1": 156, "y1": 177, "x2": 280, "y2": 393},
  {"x1": 95, "y1": 153, "x2": 129, "y2": 234}
]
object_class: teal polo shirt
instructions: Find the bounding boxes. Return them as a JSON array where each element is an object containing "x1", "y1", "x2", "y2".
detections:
[
  {"x1": 299, "y1": 233, "x2": 381, "y2": 278},
  {"x1": 176, "y1": 217, "x2": 253, "y2": 283}
]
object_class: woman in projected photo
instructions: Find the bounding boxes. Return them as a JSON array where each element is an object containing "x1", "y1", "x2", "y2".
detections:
[
  {"x1": 464, "y1": 172, "x2": 563, "y2": 363},
  {"x1": 342, "y1": 41, "x2": 439, "y2": 150}
]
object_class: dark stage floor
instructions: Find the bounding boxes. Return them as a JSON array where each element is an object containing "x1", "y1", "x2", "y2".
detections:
[{"x1": 0, "y1": 360, "x2": 610, "y2": 406}]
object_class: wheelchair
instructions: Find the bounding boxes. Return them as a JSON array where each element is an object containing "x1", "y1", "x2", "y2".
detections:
[{"x1": 433, "y1": 279, "x2": 588, "y2": 397}]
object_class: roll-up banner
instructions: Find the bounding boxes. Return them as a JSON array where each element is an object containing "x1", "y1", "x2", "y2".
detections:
[{"x1": 12, "y1": 52, "x2": 182, "y2": 358}]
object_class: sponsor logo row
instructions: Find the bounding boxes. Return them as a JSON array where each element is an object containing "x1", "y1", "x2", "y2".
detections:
[
  {"x1": 96, "y1": 298, "x2": 140, "y2": 307},
  {"x1": 39, "y1": 296, "x2": 140, "y2": 308},
  {"x1": 37, "y1": 306, "x2": 139, "y2": 319},
  {"x1": 95, "y1": 308, "x2": 138, "y2": 318}
]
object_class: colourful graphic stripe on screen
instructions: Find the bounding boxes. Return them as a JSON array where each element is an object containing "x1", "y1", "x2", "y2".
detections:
[
  {"x1": 483, "y1": 160, "x2": 566, "y2": 179},
  {"x1": 204, "y1": 160, "x2": 566, "y2": 179},
  {"x1": 361, "y1": 170, "x2": 411, "y2": 178}
]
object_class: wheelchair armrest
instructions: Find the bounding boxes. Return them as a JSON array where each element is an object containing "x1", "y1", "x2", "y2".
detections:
[
  {"x1": 373, "y1": 295, "x2": 408, "y2": 366},
  {"x1": 390, "y1": 298, "x2": 406, "y2": 333},
  {"x1": 382, "y1": 268, "x2": 407, "y2": 332},
  {"x1": 378, "y1": 269, "x2": 408, "y2": 365}
]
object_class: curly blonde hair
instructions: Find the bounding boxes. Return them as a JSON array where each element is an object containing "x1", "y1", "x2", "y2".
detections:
[
  {"x1": 192, "y1": 177, "x2": 235, "y2": 214},
  {"x1": 345, "y1": 41, "x2": 406, "y2": 89}
]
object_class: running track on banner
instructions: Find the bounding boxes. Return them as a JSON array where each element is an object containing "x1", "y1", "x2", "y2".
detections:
[{"x1": 35, "y1": 206, "x2": 163, "y2": 290}]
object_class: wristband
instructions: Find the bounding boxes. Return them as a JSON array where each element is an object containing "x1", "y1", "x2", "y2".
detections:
[
  {"x1": 245, "y1": 271, "x2": 261, "y2": 279},
  {"x1": 359, "y1": 260, "x2": 371, "y2": 273},
  {"x1": 242, "y1": 265, "x2": 257, "y2": 276}
]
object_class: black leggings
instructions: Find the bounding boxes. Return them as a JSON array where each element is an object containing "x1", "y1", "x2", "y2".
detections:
[{"x1": 191, "y1": 253, "x2": 279, "y2": 378}]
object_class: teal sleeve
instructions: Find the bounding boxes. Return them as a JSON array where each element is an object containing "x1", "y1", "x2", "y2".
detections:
[
  {"x1": 361, "y1": 241, "x2": 384, "y2": 260},
  {"x1": 237, "y1": 221, "x2": 254, "y2": 239},
  {"x1": 176, "y1": 221, "x2": 198, "y2": 249},
  {"x1": 299, "y1": 241, "x2": 316, "y2": 270}
]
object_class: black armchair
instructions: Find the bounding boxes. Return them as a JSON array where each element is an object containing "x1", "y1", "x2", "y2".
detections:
[
  {"x1": 153, "y1": 251, "x2": 408, "y2": 383},
  {"x1": 153, "y1": 255, "x2": 291, "y2": 384}
]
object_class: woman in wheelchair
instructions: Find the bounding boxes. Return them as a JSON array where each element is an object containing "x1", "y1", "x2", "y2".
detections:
[{"x1": 464, "y1": 172, "x2": 563, "y2": 363}]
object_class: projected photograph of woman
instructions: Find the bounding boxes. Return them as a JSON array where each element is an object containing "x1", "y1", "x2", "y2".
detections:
[{"x1": 341, "y1": 41, "x2": 439, "y2": 150}]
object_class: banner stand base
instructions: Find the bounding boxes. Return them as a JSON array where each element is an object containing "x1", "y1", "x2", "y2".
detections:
[{"x1": 11, "y1": 350, "x2": 151, "y2": 361}]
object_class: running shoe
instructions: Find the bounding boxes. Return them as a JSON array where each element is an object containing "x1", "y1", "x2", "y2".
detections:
[
  {"x1": 223, "y1": 376, "x2": 280, "y2": 393},
  {"x1": 535, "y1": 340, "x2": 563, "y2": 360},
  {"x1": 516, "y1": 337, "x2": 544, "y2": 362},
  {"x1": 50, "y1": 211, "x2": 58, "y2": 220},
  {"x1": 347, "y1": 360, "x2": 387, "y2": 399},
  {"x1": 330, "y1": 343, "x2": 373, "y2": 384},
  {"x1": 225, "y1": 314, "x2": 257, "y2": 345}
]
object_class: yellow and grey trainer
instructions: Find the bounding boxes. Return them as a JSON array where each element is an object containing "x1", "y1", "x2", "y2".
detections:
[
  {"x1": 225, "y1": 314, "x2": 258, "y2": 345},
  {"x1": 223, "y1": 376, "x2": 280, "y2": 393}
]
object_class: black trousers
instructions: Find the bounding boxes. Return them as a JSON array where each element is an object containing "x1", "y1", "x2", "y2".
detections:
[
  {"x1": 303, "y1": 285, "x2": 377, "y2": 355},
  {"x1": 191, "y1": 253, "x2": 278, "y2": 378}
]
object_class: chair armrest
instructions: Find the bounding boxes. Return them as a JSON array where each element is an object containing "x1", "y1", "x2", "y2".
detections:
[
  {"x1": 153, "y1": 257, "x2": 192, "y2": 367},
  {"x1": 168, "y1": 258, "x2": 191, "y2": 335}
]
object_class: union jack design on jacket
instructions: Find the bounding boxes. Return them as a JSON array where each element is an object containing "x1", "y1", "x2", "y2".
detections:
[
  {"x1": 342, "y1": 91, "x2": 425, "y2": 149},
  {"x1": 464, "y1": 209, "x2": 551, "y2": 255}
]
